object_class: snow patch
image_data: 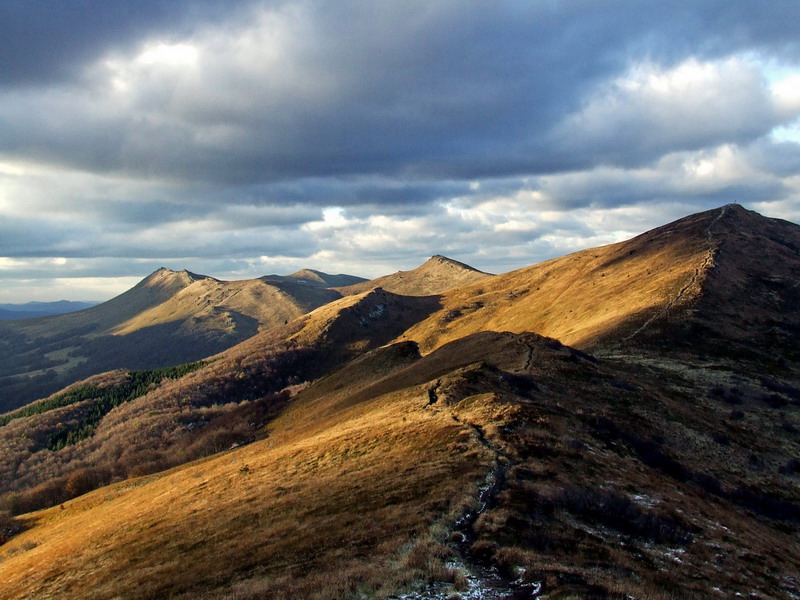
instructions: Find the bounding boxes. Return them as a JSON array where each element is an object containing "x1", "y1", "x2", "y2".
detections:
[
  {"x1": 368, "y1": 304, "x2": 386, "y2": 319},
  {"x1": 663, "y1": 547, "x2": 686, "y2": 564},
  {"x1": 630, "y1": 493, "x2": 658, "y2": 508},
  {"x1": 391, "y1": 558, "x2": 542, "y2": 599},
  {"x1": 358, "y1": 303, "x2": 387, "y2": 326}
]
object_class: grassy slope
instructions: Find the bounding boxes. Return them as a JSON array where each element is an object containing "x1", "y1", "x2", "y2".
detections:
[
  {"x1": 113, "y1": 276, "x2": 340, "y2": 336},
  {"x1": 2, "y1": 331, "x2": 798, "y2": 599},
  {"x1": 262, "y1": 268, "x2": 368, "y2": 288},
  {"x1": 335, "y1": 255, "x2": 492, "y2": 297},
  {"x1": 0, "y1": 288, "x2": 441, "y2": 514},
  {"x1": 2, "y1": 206, "x2": 799, "y2": 599},
  {"x1": 0, "y1": 354, "x2": 496, "y2": 600},
  {"x1": 0, "y1": 269, "x2": 200, "y2": 342},
  {"x1": 398, "y1": 207, "x2": 720, "y2": 353},
  {"x1": 397, "y1": 205, "x2": 800, "y2": 359},
  {"x1": 0, "y1": 271, "x2": 341, "y2": 412}
]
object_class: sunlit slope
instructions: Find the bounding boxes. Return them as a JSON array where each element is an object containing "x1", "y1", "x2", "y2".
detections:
[
  {"x1": 0, "y1": 346, "x2": 503, "y2": 600},
  {"x1": 0, "y1": 269, "x2": 204, "y2": 410},
  {"x1": 0, "y1": 268, "x2": 200, "y2": 340},
  {"x1": 336, "y1": 255, "x2": 492, "y2": 296},
  {"x1": 0, "y1": 331, "x2": 591, "y2": 600},
  {"x1": 0, "y1": 269, "x2": 342, "y2": 411},
  {"x1": 399, "y1": 204, "x2": 795, "y2": 353},
  {"x1": 4, "y1": 328, "x2": 799, "y2": 599},
  {"x1": 113, "y1": 275, "x2": 340, "y2": 336},
  {"x1": 262, "y1": 268, "x2": 367, "y2": 288},
  {"x1": 0, "y1": 287, "x2": 442, "y2": 510}
]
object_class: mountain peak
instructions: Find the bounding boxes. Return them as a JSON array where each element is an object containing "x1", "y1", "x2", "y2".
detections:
[
  {"x1": 288, "y1": 268, "x2": 327, "y2": 282},
  {"x1": 423, "y1": 255, "x2": 487, "y2": 273},
  {"x1": 136, "y1": 268, "x2": 210, "y2": 296},
  {"x1": 145, "y1": 267, "x2": 207, "y2": 282},
  {"x1": 262, "y1": 269, "x2": 367, "y2": 288},
  {"x1": 336, "y1": 255, "x2": 492, "y2": 297}
]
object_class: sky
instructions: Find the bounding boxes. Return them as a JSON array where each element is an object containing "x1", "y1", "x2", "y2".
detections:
[{"x1": 1, "y1": 0, "x2": 799, "y2": 302}]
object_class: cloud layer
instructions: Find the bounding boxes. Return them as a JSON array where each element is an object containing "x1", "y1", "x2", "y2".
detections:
[{"x1": 1, "y1": 0, "x2": 799, "y2": 300}]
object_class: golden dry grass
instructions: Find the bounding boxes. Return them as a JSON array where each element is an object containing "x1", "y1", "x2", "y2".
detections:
[
  {"x1": 0, "y1": 367, "x2": 497, "y2": 600},
  {"x1": 0, "y1": 268, "x2": 343, "y2": 410},
  {"x1": 0, "y1": 269, "x2": 199, "y2": 341},
  {"x1": 2, "y1": 324, "x2": 798, "y2": 599},
  {"x1": 2, "y1": 205, "x2": 799, "y2": 600},
  {"x1": 397, "y1": 210, "x2": 718, "y2": 353},
  {"x1": 336, "y1": 255, "x2": 492, "y2": 297},
  {"x1": 114, "y1": 277, "x2": 339, "y2": 336}
]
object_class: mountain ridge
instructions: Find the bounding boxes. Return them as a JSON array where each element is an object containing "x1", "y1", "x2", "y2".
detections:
[
  {"x1": 0, "y1": 269, "x2": 352, "y2": 411},
  {"x1": 0, "y1": 301, "x2": 99, "y2": 321},
  {"x1": 262, "y1": 268, "x2": 368, "y2": 288},
  {"x1": 396, "y1": 204, "x2": 800, "y2": 358},
  {"x1": 1, "y1": 204, "x2": 799, "y2": 599},
  {"x1": 335, "y1": 254, "x2": 493, "y2": 296}
]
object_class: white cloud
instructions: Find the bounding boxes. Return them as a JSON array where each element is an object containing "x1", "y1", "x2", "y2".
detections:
[{"x1": 555, "y1": 56, "x2": 791, "y2": 163}]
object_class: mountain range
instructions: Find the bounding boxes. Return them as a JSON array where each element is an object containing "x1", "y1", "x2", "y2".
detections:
[
  {"x1": 0, "y1": 204, "x2": 798, "y2": 600},
  {"x1": 0, "y1": 301, "x2": 99, "y2": 321}
]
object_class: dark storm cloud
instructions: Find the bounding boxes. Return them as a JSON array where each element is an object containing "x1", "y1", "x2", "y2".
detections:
[
  {"x1": 0, "y1": 217, "x2": 77, "y2": 257},
  {"x1": 0, "y1": 0, "x2": 233, "y2": 86},
  {"x1": 227, "y1": 178, "x2": 469, "y2": 211},
  {"x1": 0, "y1": 197, "x2": 318, "y2": 260},
  {"x1": 746, "y1": 140, "x2": 800, "y2": 178},
  {"x1": 533, "y1": 170, "x2": 791, "y2": 211},
  {"x1": 2, "y1": 0, "x2": 798, "y2": 187}
]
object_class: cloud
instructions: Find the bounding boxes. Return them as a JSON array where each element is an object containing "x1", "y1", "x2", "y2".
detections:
[
  {"x1": 549, "y1": 57, "x2": 798, "y2": 170},
  {"x1": 0, "y1": 1, "x2": 799, "y2": 300},
  {"x1": 4, "y1": 1, "x2": 797, "y2": 183},
  {"x1": 0, "y1": 0, "x2": 232, "y2": 87}
]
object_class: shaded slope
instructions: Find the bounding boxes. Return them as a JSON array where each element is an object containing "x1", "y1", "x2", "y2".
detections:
[
  {"x1": 262, "y1": 268, "x2": 367, "y2": 288},
  {"x1": 0, "y1": 269, "x2": 341, "y2": 412},
  {"x1": 336, "y1": 255, "x2": 492, "y2": 296},
  {"x1": 0, "y1": 288, "x2": 441, "y2": 513},
  {"x1": 655, "y1": 204, "x2": 800, "y2": 360},
  {"x1": 399, "y1": 204, "x2": 800, "y2": 356},
  {"x1": 0, "y1": 309, "x2": 42, "y2": 321}
]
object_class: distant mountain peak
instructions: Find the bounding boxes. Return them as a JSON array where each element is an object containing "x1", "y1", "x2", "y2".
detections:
[
  {"x1": 143, "y1": 267, "x2": 208, "y2": 286},
  {"x1": 262, "y1": 269, "x2": 367, "y2": 288},
  {"x1": 424, "y1": 255, "x2": 487, "y2": 273},
  {"x1": 336, "y1": 255, "x2": 492, "y2": 297},
  {"x1": 288, "y1": 268, "x2": 326, "y2": 281}
]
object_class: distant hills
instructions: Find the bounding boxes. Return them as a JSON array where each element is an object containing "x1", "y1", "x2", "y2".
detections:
[
  {"x1": 335, "y1": 254, "x2": 492, "y2": 296},
  {"x1": 262, "y1": 268, "x2": 367, "y2": 288},
  {"x1": 0, "y1": 300, "x2": 98, "y2": 320},
  {"x1": 0, "y1": 268, "x2": 348, "y2": 411},
  {"x1": 0, "y1": 204, "x2": 798, "y2": 600},
  {"x1": 0, "y1": 256, "x2": 487, "y2": 412}
]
